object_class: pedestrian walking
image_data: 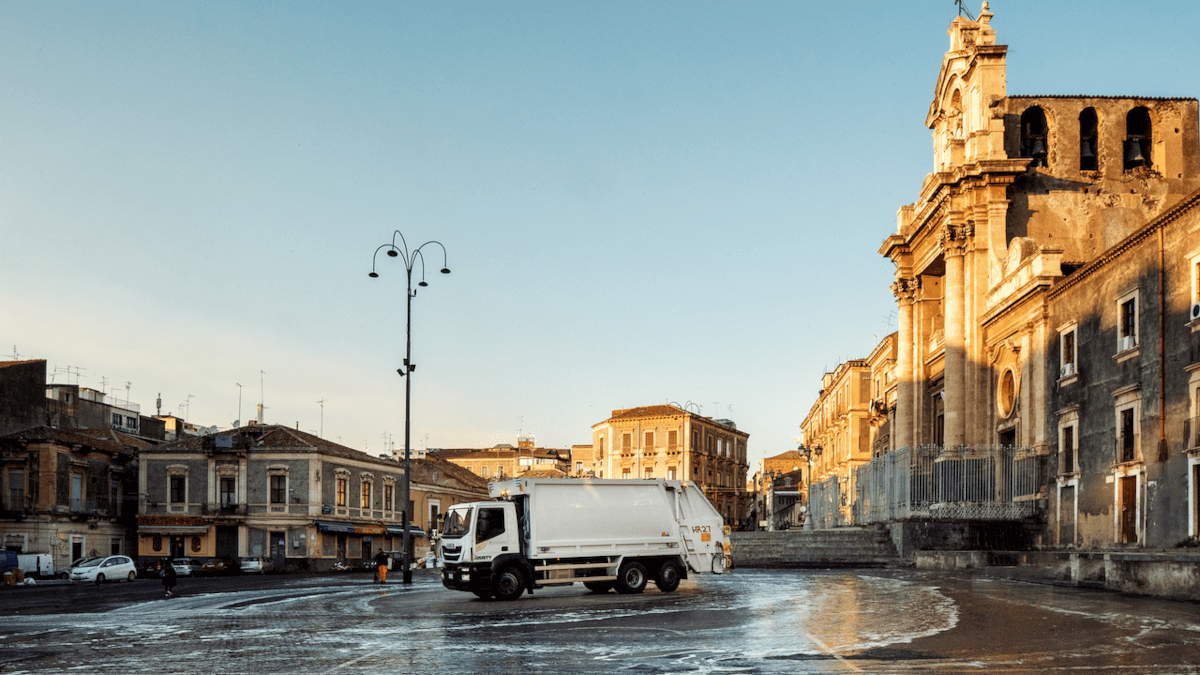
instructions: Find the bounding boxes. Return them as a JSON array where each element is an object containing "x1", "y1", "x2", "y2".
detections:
[
  {"x1": 161, "y1": 558, "x2": 178, "y2": 598},
  {"x1": 373, "y1": 549, "x2": 389, "y2": 584}
]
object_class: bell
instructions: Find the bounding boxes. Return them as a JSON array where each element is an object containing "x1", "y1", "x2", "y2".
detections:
[
  {"x1": 1080, "y1": 138, "x2": 1095, "y2": 160},
  {"x1": 1125, "y1": 137, "x2": 1146, "y2": 165},
  {"x1": 1030, "y1": 138, "x2": 1046, "y2": 157}
]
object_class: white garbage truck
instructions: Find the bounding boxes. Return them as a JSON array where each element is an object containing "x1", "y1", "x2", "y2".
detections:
[{"x1": 439, "y1": 477, "x2": 730, "y2": 600}]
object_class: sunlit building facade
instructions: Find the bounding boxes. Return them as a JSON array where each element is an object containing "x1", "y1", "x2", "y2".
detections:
[
  {"x1": 872, "y1": 4, "x2": 1200, "y2": 548},
  {"x1": 591, "y1": 405, "x2": 750, "y2": 529}
]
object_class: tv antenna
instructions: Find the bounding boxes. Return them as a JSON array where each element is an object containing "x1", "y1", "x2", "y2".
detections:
[
  {"x1": 954, "y1": 0, "x2": 976, "y2": 20},
  {"x1": 316, "y1": 398, "x2": 326, "y2": 438}
]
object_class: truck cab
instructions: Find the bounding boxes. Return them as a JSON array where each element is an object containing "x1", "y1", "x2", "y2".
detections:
[{"x1": 439, "y1": 502, "x2": 523, "y2": 599}]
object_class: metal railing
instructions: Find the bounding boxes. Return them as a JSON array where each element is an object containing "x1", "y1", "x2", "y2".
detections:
[{"x1": 808, "y1": 445, "x2": 1046, "y2": 528}]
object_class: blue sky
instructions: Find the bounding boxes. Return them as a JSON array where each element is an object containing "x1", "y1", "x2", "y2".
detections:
[{"x1": 5, "y1": 1, "x2": 1200, "y2": 468}]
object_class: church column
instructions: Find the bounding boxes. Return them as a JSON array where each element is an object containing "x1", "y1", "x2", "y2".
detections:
[
  {"x1": 891, "y1": 278, "x2": 917, "y2": 451},
  {"x1": 943, "y1": 225, "x2": 968, "y2": 449}
]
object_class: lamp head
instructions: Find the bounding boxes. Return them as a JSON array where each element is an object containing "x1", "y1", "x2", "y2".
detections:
[
  {"x1": 440, "y1": 268, "x2": 450, "y2": 274},
  {"x1": 387, "y1": 249, "x2": 399, "y2": 257},
  {"x1": 369, "y1": 272, "x2": 379, "y2": 278},
  {"x1": 418, "y1": 280, "x2": 428, "y2": 287}
]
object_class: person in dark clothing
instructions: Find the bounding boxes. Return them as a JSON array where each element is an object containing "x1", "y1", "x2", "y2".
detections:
[
  {"x1": 161, "y1": 558, "x2": 178, "y2": 598},
  {"x1": 373, "y1": 549, "x2": 389, "y2": 583}
]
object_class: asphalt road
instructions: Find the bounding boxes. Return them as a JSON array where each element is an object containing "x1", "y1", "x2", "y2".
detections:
[{"x1": 1, "y1": 568, "x2": 1198, "y2": 674}]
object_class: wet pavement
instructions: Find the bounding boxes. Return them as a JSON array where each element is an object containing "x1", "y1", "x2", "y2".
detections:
[{"x1": 1, "y1": 568, "x2": 1198, "y2": 673}]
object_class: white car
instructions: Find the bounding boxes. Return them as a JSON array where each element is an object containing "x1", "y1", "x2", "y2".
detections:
[
  {"x1": 69, "y1": 555, "x2": 138, "y2": 584},
  {"x1": 171, "y1": 558, "x2": 200, "y2": 576},
  {"x1": 239, "y1": 556, "x2": 275, "y2": 574}
]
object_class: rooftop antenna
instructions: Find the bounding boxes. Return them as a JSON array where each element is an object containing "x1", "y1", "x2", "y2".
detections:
[
  {"x1": 124, "y1": 382, "x2": 132, "y2": 402},
  {"x1": 954, "y1": 0, "x2": 976, "y2": 20},
  {"x1": 236, "y1": 383, "x2": 243, "y2": 428},
  {"x1": 260, "y1": 370, "x2": 266, "y2": 421},
  {"x1": 184, "y1": 394, "x2": 194, "y2": 422},
  {"x1": 99, "y1": 376, "x2": 109, "y2": 394},
  {"x1": 156, "y1": 393, "x2": 162, "y2": 416},
  {"x1": 316, "y1": 398, "x2": 326, "y2": 438}
]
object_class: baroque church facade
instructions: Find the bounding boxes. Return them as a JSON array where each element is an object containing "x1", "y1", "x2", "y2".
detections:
[{"x1": 843, "y1": 3, "x2": 1200, "y2": 550}]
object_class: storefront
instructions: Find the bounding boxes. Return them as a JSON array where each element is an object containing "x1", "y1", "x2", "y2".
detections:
[{"x1": 136, "y1": 515, "x2": 212, "y2": 562}]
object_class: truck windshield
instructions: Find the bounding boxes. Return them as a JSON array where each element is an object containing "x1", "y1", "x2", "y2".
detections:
[{"x1": 442, "y1": 507, "x2": 472, "y2": 539}]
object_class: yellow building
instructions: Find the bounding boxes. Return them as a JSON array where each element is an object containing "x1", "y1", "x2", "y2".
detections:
[
  {"x1": 799, "y1": 361, "x2": 874, "y2": 521},
  {"x1": 591, "y1": 404, "x2": 750, "y2": 528}
]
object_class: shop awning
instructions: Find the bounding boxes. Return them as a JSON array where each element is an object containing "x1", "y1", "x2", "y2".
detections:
[
  {"x1": 315, "y1": 521, "x2": 386, "y2": 535},
  {"x1": 385, "y1": 524, "x2": 427, "y2": 538},
  {"x1": 138, "y1": 526, "x2": 210, "y2": 535}
]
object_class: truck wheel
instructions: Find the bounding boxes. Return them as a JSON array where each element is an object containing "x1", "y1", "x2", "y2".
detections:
[
  {"x1": 492, "y1": 566, "x2": 525, "y2": 601},
  {"x1": 655, "y1": 561, "x2": 681, "y2": 592},
  {"x1": 614, "y1": 561, "x2": 648, "y2": 594},
  {"x1": 583, "y1": 581, "x2": 613, "y2": 593}
]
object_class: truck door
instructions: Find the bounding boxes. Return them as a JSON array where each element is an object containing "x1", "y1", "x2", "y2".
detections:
[{"x1": 473, "y1": 507, "x2": 514, "y2": 559}]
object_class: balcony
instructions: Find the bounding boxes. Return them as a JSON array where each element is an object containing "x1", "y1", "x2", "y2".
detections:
[{"x1": 202, "y1": 503, "x2": 248, "y2": 517}]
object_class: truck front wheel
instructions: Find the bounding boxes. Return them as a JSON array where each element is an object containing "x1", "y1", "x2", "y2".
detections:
[
  {"x1": 492, "y1": 566, "x2": 526, "y2": 601},
  {"x1": 655, "y1": 560, "x2": 682, "y2": 592},
  {"x1": 614, "y1": 561, "x2": 648, "y2": 594}
]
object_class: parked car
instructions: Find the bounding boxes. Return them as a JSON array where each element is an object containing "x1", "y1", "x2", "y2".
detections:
[
  {"x1": 239, "y1": 556, "x2": 275, "y2": 574},
  {"x1": 69, "y1": 555, "x2": 138, "y2": 584},
  {"x1": 137, "y1": 559, "x2": 167, "y2": 579},
  {"x1": 63, "y1": 556, "x2": 100, "y2": 579},
  {"x1": 199, "y1": 556, "x2": 240, "y2": 576},
  {"x1": 171, "y1": 558, "x2": 201, "y2": 576}
]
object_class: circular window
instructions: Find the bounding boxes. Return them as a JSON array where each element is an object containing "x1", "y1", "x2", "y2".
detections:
[{"x1": 999, "y1": 369, "x2": 1016, "y2": 417}]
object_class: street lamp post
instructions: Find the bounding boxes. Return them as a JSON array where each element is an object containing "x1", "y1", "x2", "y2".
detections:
[
  {"x1": 797, "y1": 443, "x2": 821, "y2": 531},
  {"x1": 370, "y1": 230, "x2": 450, "y2": 584}
]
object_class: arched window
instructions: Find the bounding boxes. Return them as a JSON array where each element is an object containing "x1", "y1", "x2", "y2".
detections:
[
  {"x1": 1020, "y1": 107, "x2": 1049, "y2": 167},
  {"x1": 1079, "y1": 108, "x2": 1098, "y2": 171},
  {"x1": 1125, "y1": 107, "x2": 1152, "y2": 170}
]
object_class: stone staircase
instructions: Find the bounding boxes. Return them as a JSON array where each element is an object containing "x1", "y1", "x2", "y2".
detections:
[{"x1": 729, "y1": 528, "x2": 903, "y2": 568}]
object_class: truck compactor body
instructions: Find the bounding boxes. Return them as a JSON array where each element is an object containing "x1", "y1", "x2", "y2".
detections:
[{"x1": 440, "y1": 477, "x2": 729, "y2": 600}]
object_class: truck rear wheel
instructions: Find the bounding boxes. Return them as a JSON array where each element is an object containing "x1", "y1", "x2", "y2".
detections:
[
  {"x1": 654, "y1": 560, "x2": 681, "y2": 592},
  {"x1": 583, "y1": 581, "x2": 613, "y2": 593},
  {"x1": 614, "y1": 561, "x2": 648, "y2": 594},
  {"x1": 492, "y1": 566, "x2": 526, "y2": 601}
]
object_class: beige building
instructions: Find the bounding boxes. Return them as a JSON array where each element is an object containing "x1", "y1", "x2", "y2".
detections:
[
  {"x1": 865, "y1": 333, "x2": 898, "y2": 457},
  {"x1": 799, "y1": 360, "x2": 874, "y2": 520},
  {"x1": 591, "y1": 404, "x2": 750, "y2": 528},
  {"x1": 432, "y1": 437, "x2": 570, "y2": 481},
  {"x1": 569, "y1": 443, "x2": 597, "y2": 476}
]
